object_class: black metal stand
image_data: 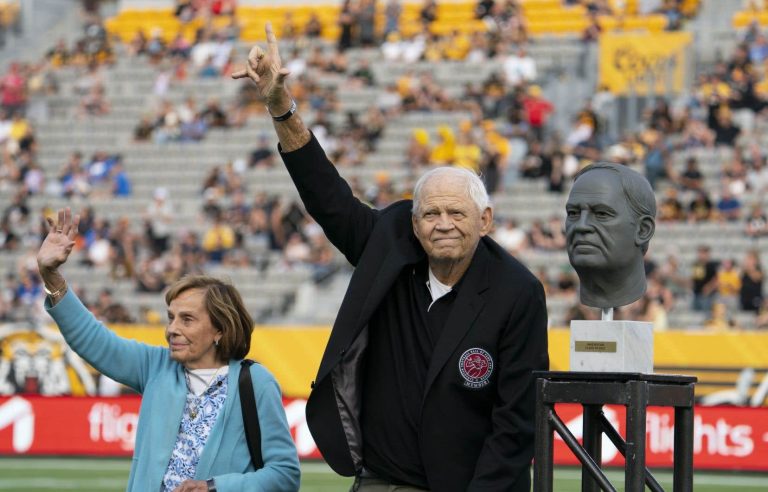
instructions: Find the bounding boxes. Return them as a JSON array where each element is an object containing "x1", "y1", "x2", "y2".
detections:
[{"x1": 533, "y1": 371, "x2": 697, "y2": 492}]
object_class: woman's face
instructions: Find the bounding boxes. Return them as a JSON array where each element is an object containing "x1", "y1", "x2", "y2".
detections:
[{"x1": 166, "y1": 288, "x2": 223, "y2": 369}]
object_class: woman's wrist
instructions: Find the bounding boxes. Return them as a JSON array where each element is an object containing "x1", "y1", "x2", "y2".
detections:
[{"x1": 39, "y1": 268, "x2": 68, "y2": 304}]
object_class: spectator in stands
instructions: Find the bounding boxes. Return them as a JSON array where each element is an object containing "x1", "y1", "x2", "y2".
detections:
[
  {"x1": 37, "y1": 210, "x2": 300, "y2": 491},
  {"x1": 554, "y1": 267, "x2": 578, "y2": 296},
  {"x1": 305, "y1": 12, "x2": 323, "y2": 38},
  {"x1": 677, "y1": 156, "x2": 704, "y2": 192},
  {"x1": 749, "y1": 33, "x2": 768, "y2": 64},
  {"x1": 233, "y1": 24, "x2": 547, "y2": 490},
  {"x1": 249, "y1": 133, "x2": 275, "y2": 168},
  {"x1": 199, "y1": 98, "x2": 229, "y2": 128},
  {"x1": 716, "y1": 258, "x2": 741, "y2": 312},
  {"x1": 420, "y1": 0, "x2": 438, "y2": 29},
  {"x1": 522, "y1": 85, "x2": 553, "y2": 141},
  {"x1": 202, "y1": 211, "x2": 235, "y2": 263},
  {"x1": 709, "y1": 106, "x2": 741, "y2": 147},
  {"x1": 77, "y1": 84, "x2": 110, "y2": 118},
  {"x1": 687, "y1": 189, "x2": 713, "y2": 222},
  {"x1": 581, "y1": 11, "x2": 602, "y2": 43},
  {"x1": 359, "y1": 0, "x2": 377, "y2": 46},
  {"x1": 126, "y1": 30, "x2": 148, "y2": 57},
  {"x1": 756, "y1": 299, "x2": 768, "y2": 329},
  {"x1": 135, "y1": 254, "x2": 167, "y2": 293},
  {"x1": 716, "y1": 186, "x2": 742, "y2": 222},
  {"x1": 475, "y1": 0, "x2": 495, "y2": 19},
  {"x1": 384, "y1": 0, "x2": 403, "y2": 36},
  {"x1": 109, "y1": 217, "x2": 138, "y2": 279},
  {"x1": 145, "y1": 28, "x2": 167, "y2": 64},
  {"x1": 0, "y1": 63, "x2": 26, "y2": 115},
  {"x1": 501, "y1": 45, "x2": 537, "y2": 88},
  {"x1": 406, "y1": 128, "x2": 431, "y2": 172},
  {"x1": 704, "y1": 302, "x2": 735, "y2": 330},
  {"x1": 746, "y1": 154, "x2": 768, "y2": 193},
  {"x1": 282, "y1": 231, "x2": 311, "y2": 267},
  {"x1": 453, "y1": 128, "x2": 482, "y2": 173},
  {"x1": 642, "y1": 130, "x2": 669, "y2": 190},
  {"x1": 144, "y1": 187, "x2": 174, "y2": 254},
  {"x1": 350, "y1": 59, "x2": 376, "y2": 87},
  {"x1": 109, "y1": 159, "x2": 131, "y2": 197},
  {"x1": 46, "y1": 39, "x2": 71, "y2": 67},
  {"x1": 745, "y1": 203, "x2": 768, "y2": 237},
  {"x1": 493, "y1": 217, "x2": 528, "y2": 255},
  {"x1": 338, "y1": 0, "x2": 357, "y2": 51},
  {"x1": 429, "y1": 125, "x2": 456, "y2": 165},
  {"x1": 133, "y1": 115, "x2": 155, "y2": 141},
  {"x1": 91, "y1": 288, "x2": 133, "y2": 323},
  {"x1": 167, "y1": 33, "x2": 192, "y2": 59},
  {"x1": 519, "y1": 139, "x2": 549, "y2": 179},
  {"x1": 21, "y1": 159, "x2": 45, "y2": 195},
  {"x1": 657, "y1": 0, "x2": 683, "y2": 30},
  {"x1": 658, "y1": 187, "x2": 685, "y2": 222},
  {"x1": 691, "y1": 245, "x2": 719, "y2": 312},
  {"x1": 738, "y1": 249, "x2": 764, "y2": 313}
]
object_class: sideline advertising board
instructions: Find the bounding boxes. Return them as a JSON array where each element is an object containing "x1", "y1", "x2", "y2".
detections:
[{"x1": 0, "y1": 396, "x2": 766, "y2": 471}]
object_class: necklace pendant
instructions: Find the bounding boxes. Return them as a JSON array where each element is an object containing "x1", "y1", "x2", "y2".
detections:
[{"x1": 190, "y1": 409, "x2": 197, "y2": 419}]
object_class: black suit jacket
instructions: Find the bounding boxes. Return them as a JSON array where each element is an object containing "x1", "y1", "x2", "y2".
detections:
[{"x1": 281, "y1": 136, "x2": 549, "y2": 491}]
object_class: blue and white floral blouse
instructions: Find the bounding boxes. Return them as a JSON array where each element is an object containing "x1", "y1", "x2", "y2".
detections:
[{"x1": 162, "y1": 374, "x2": 229, "y2": 491}]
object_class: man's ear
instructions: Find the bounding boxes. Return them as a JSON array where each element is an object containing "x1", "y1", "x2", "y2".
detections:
[
  {"x1": 635, "y1": 214, "x2": 655, "y2": 247},
  {"x1": 479, "y1": 207, "x2": 493, "y2": 237}
]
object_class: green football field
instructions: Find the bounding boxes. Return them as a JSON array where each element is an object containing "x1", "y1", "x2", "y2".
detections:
[{"x1": 0, "y1": 458, "x2": 766, "y2": 491}]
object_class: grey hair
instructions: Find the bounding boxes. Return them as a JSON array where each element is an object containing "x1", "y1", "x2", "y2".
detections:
[{"x1": 412, "y1": 166, "x2": 491, "y2": 214}]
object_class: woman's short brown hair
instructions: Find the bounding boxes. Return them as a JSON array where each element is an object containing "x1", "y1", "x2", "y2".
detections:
[{"x1": 165, "y1": 275, "x2": 253, "y2": 361}]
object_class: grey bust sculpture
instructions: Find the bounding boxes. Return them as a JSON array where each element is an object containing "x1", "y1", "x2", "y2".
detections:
[{"x1": 565, "y1": 162, "x2": 656, "y2": 309}]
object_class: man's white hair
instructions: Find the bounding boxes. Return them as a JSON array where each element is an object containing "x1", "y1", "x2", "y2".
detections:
[{"x1": 411, "y1": 167, "x2": 491, "y2": 214}]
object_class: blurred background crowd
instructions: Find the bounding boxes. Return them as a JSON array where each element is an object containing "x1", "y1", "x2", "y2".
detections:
[{"x1": 1, "y1": 0, "x2": 768, "y2": 334}]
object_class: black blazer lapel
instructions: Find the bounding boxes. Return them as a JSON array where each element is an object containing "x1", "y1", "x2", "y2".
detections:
[
  {"x1": 423, "y1": 243, "x2": 490, "y2": 398},
  {"x1": 355, "y1": 235, "x2": 425, "y2": 327},
  {"x1": 315, "y1": 235, "x2": 424, "y2": 381}
]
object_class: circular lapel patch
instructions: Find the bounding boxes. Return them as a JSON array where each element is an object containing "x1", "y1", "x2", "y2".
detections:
[{"x1": 459, "y1": 348, "x2": 494, "y2": 389}]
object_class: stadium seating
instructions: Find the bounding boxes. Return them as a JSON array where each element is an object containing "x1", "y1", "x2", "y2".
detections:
[{"x1": 1, "y1": 0, "x2": 763, "y2": 331}]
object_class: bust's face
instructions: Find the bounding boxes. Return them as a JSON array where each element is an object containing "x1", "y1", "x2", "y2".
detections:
[{"x1": 565, "y1": 169, "x2": 640, "y2": 271}]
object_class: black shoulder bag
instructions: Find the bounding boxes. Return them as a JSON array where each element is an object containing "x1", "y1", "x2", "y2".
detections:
[{"x1": 238, "y1": 359, "x2": 264, "y2": 469}]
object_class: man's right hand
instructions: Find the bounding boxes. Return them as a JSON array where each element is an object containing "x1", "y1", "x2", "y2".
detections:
[{"x1": 231, "y1": 22, "x2": 293, "y2": 114}]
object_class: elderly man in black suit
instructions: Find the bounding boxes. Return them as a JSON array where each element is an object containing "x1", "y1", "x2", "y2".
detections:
[{"x1": 233, "y1": 23, "x2": 549, "y2": 492}]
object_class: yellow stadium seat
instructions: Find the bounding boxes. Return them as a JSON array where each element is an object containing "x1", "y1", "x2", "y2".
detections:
[
  {"x1": 526, "y1": 7, "x2": 587, "y2": 22},
  {"x1": 733, "y1": 10, "x2": 768, "y2": 28}
]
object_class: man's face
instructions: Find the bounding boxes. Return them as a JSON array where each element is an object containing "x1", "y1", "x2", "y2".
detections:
[
  {"x1": 412, "y1": 175, "x2": 492, "y2": 264},
  {"x1": 565, "y1": 169, "x2": 640, "y2": 271}
]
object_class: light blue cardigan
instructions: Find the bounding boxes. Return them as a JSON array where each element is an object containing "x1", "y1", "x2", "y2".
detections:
[{"x1": 46, "y1": 290, "x2": 301, "y2": 492}]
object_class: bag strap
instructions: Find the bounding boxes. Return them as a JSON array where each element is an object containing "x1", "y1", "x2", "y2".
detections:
[{"x1": 239, "y1": 359, "x2": 263, "y2": 470}]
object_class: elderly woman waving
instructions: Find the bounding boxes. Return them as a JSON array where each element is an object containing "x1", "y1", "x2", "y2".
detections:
[{"x1": 37, "y1": 208, "x2": 300, "y2": 492}]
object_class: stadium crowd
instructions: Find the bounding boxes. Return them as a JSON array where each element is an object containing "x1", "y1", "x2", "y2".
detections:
[{"x1": 2, "y1": 0, "x2": 768, "y2": 331}]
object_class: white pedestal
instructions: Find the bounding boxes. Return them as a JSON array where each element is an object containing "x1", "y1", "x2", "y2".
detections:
[{"x1": 569, "y1": 320, "x2": 654, "y2": 373}]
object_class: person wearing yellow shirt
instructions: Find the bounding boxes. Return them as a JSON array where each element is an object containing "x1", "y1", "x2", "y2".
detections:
[
  {"x1": 444, "y1": 30, "x2": 471, "y2": 61},
  {"x1": 429, "y1": 125, "x2": 455, "y2": 165},
  {"x1": 453, "y1": 132, "x2": 482, "y2": 173},
  {"x1": 406, "y1": 128, "x2": 431, "y2": 172},
  {"x1": 482, "y1": 120, "x2": 510, "y2": 162},
  {"x1": 202, "y1": 214, "x2": 236, "y2": 263},
  {"x1": 8, "y1": 112, "x2": 29, "y2": 143},
  {"x1": 717, "y1": 258, "x2": 742, "y2": 312}
]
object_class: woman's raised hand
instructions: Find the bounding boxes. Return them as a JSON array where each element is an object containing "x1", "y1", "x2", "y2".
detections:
[{"x1": 37, "y1": 207, "x2": 80, "y2": 274}]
